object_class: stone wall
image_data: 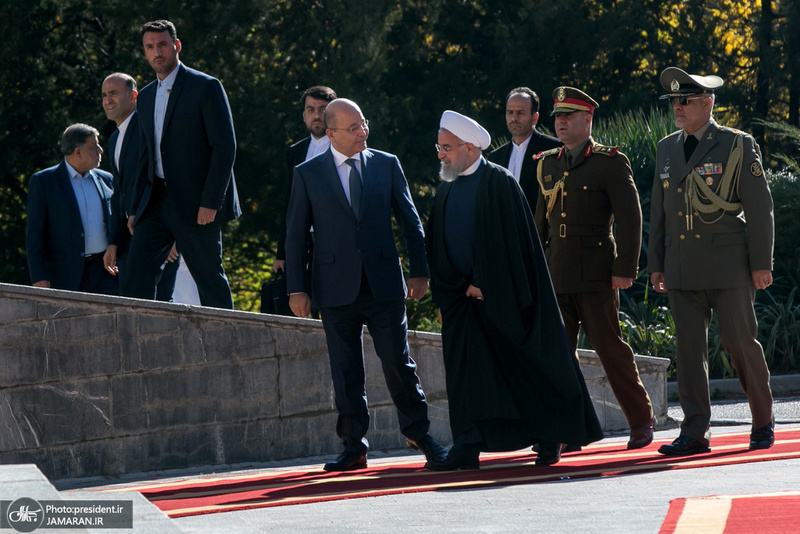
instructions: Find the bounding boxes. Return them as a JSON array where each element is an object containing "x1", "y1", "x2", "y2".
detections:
[{"x1": 0, "y1": 283, "x2": 667, "y2": 480}]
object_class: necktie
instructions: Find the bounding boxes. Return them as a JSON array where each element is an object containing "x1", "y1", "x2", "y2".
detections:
[
  {"x1": 346, "y1": 158, "x2": 362, "y2": 216},
  {"x1": 684, "y1": 135, "x2": 699, "y2": 160}
]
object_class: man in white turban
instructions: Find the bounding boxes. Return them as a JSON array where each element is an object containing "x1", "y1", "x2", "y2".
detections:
[{"x1": 425, "y1": 111, "x2": 603, "y2": 470}]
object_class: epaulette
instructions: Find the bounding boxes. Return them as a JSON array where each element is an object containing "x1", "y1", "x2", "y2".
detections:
[
  {"x1": 591, "y1": 144, "x2": 620, "y2": 157},
  {"x1": 533, "y1": 147, "x2": 562, "y2": 161},
  {"x1": 718, "y1": 124, "x2": 747, "y2": 137}
]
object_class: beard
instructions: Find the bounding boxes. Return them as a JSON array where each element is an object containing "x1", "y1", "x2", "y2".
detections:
[{"x1": 439, "y1": 162, "x2": 460, "y2": 182}]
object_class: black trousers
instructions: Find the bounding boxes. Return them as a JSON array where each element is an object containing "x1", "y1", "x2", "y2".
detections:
[
  {"x1": 122, "y1": 179, "x2": 233, "y2": 309},
  {"x1": 319, "y1": 274, "x2": 430, "y2": 453}
]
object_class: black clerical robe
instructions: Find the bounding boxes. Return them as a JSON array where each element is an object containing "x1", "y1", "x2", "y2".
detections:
[{"x1": 427, "y1": 160, "x2": 603, "y2": 449}]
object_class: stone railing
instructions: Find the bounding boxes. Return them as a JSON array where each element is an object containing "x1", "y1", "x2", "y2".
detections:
[{"x1": 0, "y1": 283, "x2": 667, "y2": 480}]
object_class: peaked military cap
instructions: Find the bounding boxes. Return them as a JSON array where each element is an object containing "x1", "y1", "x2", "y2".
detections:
[
  {"x1": 550, "y1": 87, "x2": 599, "y2": 116},
  {"x1": 659, "y1": 67, "x2": 724, "y2": 100}
]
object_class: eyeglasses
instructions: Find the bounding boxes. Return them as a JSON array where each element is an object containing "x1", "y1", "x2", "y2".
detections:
[
  {"x1": 329, "y1": 120, "x2": 369, "y2": 134},
  {"x1": 435, "y1": 143, "x2": 466, "y2": 154},
  {"x1": 668, "y1": 95, "x2": 709, "y2": 106}
]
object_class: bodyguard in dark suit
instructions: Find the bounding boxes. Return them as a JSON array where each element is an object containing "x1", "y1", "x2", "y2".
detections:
[
  {"x1": 274, "y1": 85, "x2": 336, "y2": 275},
  {"x1": 123, "y1": 19, "x2": 240, "y2": 309},
  {"x1": 649, "y1": 67, "x2": 775, "y2": 455},
  {"x1": 102, "y1": 72, "x2": 178, "y2": 300},
  {"x1": 26, "y1": 123, "x2": 118, "y2": 295},
  {"x1": 286, "y1": 98, "x2": 446, "y2": 472},
  {"x1": 487, "y1": 87, "x2": 561, "y2": 213},
  {"x1": 534, "y1": 87, "x2": 654, "y2": 450}
]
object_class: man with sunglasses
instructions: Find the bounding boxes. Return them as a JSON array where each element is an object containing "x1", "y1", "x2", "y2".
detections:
[{"x1": 648, "y1": 67, "x2": 775, "y2": 456}]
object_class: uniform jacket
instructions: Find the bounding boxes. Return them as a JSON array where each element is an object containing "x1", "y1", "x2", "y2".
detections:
[
  {"x1": 26, "y1": 160, "x2": 114, "y2": 289},
  {"x1": 647, "y1": 119, "x2": 774, "y2": 290},
  {"x1": 487, "y1": 129, "x2": 561, "y2": 211},
  {"x1": 534, "y1": 139, "x2": 642, "y2": 294},
  {"x1": 107, "y1": 110, "x2": 140, "y2": 253},
  {"x1": 285, "y1": 148, "x2": 429, "y2": 308},
  {"x1": 132, "y1": 63, "x2": 241, "y2": 225}
]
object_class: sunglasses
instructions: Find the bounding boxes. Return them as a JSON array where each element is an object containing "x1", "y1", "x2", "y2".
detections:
[{"x1": 668, "y1": 95, "x2": 709, "y2": 106}]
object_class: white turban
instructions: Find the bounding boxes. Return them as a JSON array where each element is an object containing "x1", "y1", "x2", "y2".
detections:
[{"x1": 439, "y1": 110, "x2": 491, "y2": 150}]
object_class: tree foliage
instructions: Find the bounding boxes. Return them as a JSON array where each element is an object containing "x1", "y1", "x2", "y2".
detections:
[{"x1": 1, "y1": 0, "x2": 798, "y2": 335}]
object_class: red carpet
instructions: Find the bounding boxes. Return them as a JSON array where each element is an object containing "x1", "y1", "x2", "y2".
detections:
[
  {"x1": 659, "y1": 490, "x2": 800, "y2": 533},
  {"x1": 107, "y1": 428, "x2": 800, "y2": 518}
]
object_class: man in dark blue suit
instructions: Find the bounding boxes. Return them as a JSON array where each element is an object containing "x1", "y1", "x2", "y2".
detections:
[
  {"x1": 26, "y1": 123, "x2": 118, "y2": 295},
  {"x1": 273, "y1": 85, "x2": 336, "y2": 275},
  {"x1": 123, "y1": 19, "x2": 240, "y2": 309},
  {"x1": 286, "y1": 98, "x2": 446, "y2": 471},
  {"x1": 102, "y1": 72, "x2": 178, "y2": 300}
]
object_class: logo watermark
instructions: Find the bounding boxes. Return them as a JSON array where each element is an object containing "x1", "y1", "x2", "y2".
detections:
[{"x1": 1, "y1": 499, "x2": 132, "y2": 531}]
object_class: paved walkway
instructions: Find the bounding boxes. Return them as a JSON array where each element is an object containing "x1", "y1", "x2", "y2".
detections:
[{"x1": 79, "y1": 397, "x2": 800, "y2": 533}]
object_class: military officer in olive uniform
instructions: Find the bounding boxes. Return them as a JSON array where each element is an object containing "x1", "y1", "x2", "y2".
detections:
[
  {"x1": 534, "y1": 87, "x2": 655, "y2": 450},
  {"x1": 648, "y1": 67, "x2": 775, "y2": 456}
]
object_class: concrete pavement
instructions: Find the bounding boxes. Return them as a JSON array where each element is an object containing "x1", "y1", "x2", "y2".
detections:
[{"x1": 66, "y1": 396, "x2": 800, "y2": 534}]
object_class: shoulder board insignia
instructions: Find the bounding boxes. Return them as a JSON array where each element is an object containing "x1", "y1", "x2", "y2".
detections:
[
  {"x1": 591, "y1": 145, "x2": 620, "y2": 157},
  {"x1": 533, "y1": 147, "x2": 561, "y2": 161}
]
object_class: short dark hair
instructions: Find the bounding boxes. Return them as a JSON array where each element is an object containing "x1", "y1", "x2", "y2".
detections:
[
  {"x1": 60, "y1": 124, "x2": 99, "y2": 156},
  {"x1": 301, "y1": 86, "x2": 337, "y2": 110},
  {"x1": 505, "y1": 87, "x2": 540, "y2": 114},
  {"x1": 139, "y1": 19, "x2": 178, "y2": 41},
  {"x1": 104, "y1": 72, "x2": 137, "y2": 93}
]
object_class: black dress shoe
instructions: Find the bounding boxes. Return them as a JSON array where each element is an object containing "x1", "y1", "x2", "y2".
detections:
[
  {"x1": 657, "y1": 435, "x2": 710, "y2": 456},
  {"x1": 532, "y1": 443, "x2": 581, "y2": 454},
  {"x1": 627, "y1": 417, "x2": 655, "y2": 450},
  {"x1": 535, "y1": 442, "x2": 565, "y2": 466},
  {"x1": 407, "y1": 435, "x2": 447, "y2": 463},
  {"x1": 749, "y1": 419, "x2": 775, "y2": 450},
  {"x1": 323, "y1": 451, "x2": 368, "y2": 472},
  {"x1": 425, "y1": 445, "x2": 479, "y2": 471}
]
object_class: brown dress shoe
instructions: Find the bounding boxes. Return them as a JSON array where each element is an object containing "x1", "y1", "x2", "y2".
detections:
[
  {"x1": 627, "y1": 417, "x2": 655, "y2": 450},
  {"x1": 657, "y1": 435, "x2": 710, "y2": 456}
]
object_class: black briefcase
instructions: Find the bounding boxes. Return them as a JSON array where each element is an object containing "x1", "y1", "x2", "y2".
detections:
[{"x1": 260, "y1": 270, "x2": 292, "y2": 316}]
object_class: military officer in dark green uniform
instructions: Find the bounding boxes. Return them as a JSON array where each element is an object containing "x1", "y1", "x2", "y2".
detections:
[
  {"x1": 648, "y1": 67, "x2": 775, "y2": 456},
  {"x1": 534, "y1": 87, "x2": 655, "y2": 451}
]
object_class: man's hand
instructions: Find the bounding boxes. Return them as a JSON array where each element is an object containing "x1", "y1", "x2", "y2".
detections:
[
  {"x1": 167, "y1": 242, "x2": 179, "y2": 263},
  {"x1": 103, "y1": 245, "x2": 119, "y2": 275},
  {"x1": 650, "y1": 272, "x2": 667, "y2": 293},
  {"x1": 127, "y1": 215, "x2": 135, "y2": 235},
  {"x1": 33, "y1": 280, "x2": 51, "y2": 288},
  {"x1": 273, "y1": 259, "x2": 286, "y2": 272},
  {"x1": 612, "y1": 276, "x2": 633, "y2": 290},
  {"x1": 751, "y1": 269, "x2": 773, "y2": 290},
  {"x1": 466, "y1": 284, "x2": 484, "y2": 300},
  {"x1": 289, "y1": 292, "x2": 312, "y2": 318},
  {"x1": 407, "y1": 277, "x2": 429, "y2": 300},
  {"x1": 197, "y1": 207, "x2": 217, "y2": 225}
]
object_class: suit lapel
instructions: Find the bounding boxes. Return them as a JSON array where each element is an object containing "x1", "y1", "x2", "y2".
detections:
[
  {"x1": 108, "y1": 129, "x2": 119, "y2": 176},
  {"x1": 58, "y1": 161, "x2": 82, "y2": 224},
  {"x1": 162, "y1": 65, "x2": 186, "y2": 136},
  {"x1": 356, "y1": 150, "x2": 374, "y2": 219},
  {"x1": 682, "y1": 121, "x2": 719, "y2": 177},
  {"x1": 118, "y1": 111, "x2": 138, "y2": 175},
  {"x1": 322, "y1": 150, "x2": 354, "y2": 218}
]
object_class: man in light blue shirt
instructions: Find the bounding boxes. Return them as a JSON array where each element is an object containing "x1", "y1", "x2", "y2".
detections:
[{"x1": 26, "y1": 123, "x2": 118, "y2": 294}]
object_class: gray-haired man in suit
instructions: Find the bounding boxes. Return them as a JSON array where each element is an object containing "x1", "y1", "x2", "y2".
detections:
[{"x1": 648, "y1": 67, "x2": 775, "y2": 455}]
